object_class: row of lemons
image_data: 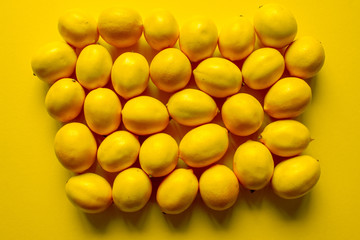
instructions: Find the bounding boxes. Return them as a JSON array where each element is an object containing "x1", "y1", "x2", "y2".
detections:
[{"x1": 31, "y1": 4, "x2": 325, "y2": 214}]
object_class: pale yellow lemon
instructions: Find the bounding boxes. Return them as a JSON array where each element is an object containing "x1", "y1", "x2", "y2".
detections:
[
  {"x1": 97, "y1": 131, "x2": 140, "y2": 172},
  {"x1": 54, "y1": 122, "x2": 97, "y2": 173},
  {"x1": 31, "y1": 41, "x2": 77, "y2": 84},
  {"x1": 149, "y1": 48, "x2": 192, "y2": 92},
  {"x1": 111, "y1": 52, "x2": 149, "y2": 99},
  {"x1": 84, "y1": 88, "x2": 122, "y2": 135},
  {"x1": 45, "y1": 78, "x2": 85, "y2": 122}
]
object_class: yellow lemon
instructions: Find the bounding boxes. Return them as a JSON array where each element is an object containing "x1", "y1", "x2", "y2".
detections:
[
  {"x1": 285, "y1": 36, "x2": 325, "y2": 79},
  {"x1": 222, "y1": 93, "x2": 264, "y2": 136},
  {"x1": 259, "y1": 119, "x2": 311, "y2": 157},
  {"x1": 271, "y1": 155, "x2": 321, "y2": 199},
  {"x1": 242, "y1": 47, "x2": 285, "y2": 90},
  {"x1": 179, "y1": 123, "x2": 229, "y2": 168},
  {"x1": 233, "y1": 140, "x2": 274, "y2": 190},
  {"x1": 65, "y1": 173, "x2": 112, "y2": 213},
  {"x1": 97, "y1": 131, "x2": 140, "y2": 173},
  {"x1": 167, "y1": 88, "x2": 218, "y2": 127},
  {"x1": 31, "y1": 41, "x2": 77, "y2": 84},
  {"x1": 264, "y1": 77, "x2": 312, "y2": 119},
  {"x1": 54, "y1": 122, "x2": 97, "y2": 173},
  {"x1": 76, "y1": 44, "x2": 112, "y2": 90},
  {"x1": 254, "y1": 3, "x2": 297, "y2": 48},
  {"x1": 58, "y1": 8, "x2": 99, "y2": 49},
  {"x1": 199, "y1": 164, "x2": 239, "y2": 211},
  {"x1": 122, "y1": 96, "x2": 169, "y2": 135},
  {"x1": 98, "y1": 7, "x2": 143, "y2": 48},
  {"x1": 84, "y1": 88, "x2": 122, "y2": 135},
  {"x1": 179, "y1": 16, "x2": 218, "y2": 62},
  {"x1": 156, "y1": 168, "x2": 198, "y2": 214},
  {"x1": 149, "y1": 48, "x2": 192, "y2": 92},
  {"x1": 112, "y1": 168, "x2": 152, "y2": 212},
  {"x1": 193, "y1": 57, "x2": 242, "y2": 98},
  {"x1": 45, "y1": 78, "x2": 85, "y2": 122},
  {"x1": 143, "y1": 9, "x2": 179, "y2": 50},
  {"x1": 218, "y1": 15, "x2": 255, "y2": 61},
  {"x1": 111, "y1": 52, "x2": 149, "y2": 99}
]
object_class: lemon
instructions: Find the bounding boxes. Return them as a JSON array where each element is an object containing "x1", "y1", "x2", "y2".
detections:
[
  {"x1": 97, "y1": 131, "x2": 140, "y2": 173},
  {"x1": 65, "y1": 173, "x2": 112, "y2": 213},
  {"x1": 242, "y1": 47, "x2": 285, "y2": 90},
  {"x1": 76, "y1": 44, "x2": 112, "y2": 90},
  {"x1": 122, "y1": 96, "x2": 169, "y2": 135},
  {"x1": 58, "y1": 8, "x2": 99, "y2": 49},
  {"x1": 149, "y1": 48, "x2": 192, "y2": 93},
  {"x1": 139, "y1": 133, "x2": 178, "y2": 177},
  {"x1": 259, "y1": 119, "x2": 311, "y2": 157},
  {"x1": 272, "y1": 155, "x2": 321, "y2": 199},
  {"x1": 143, "y1": 9, "x2": 179, "y2": 50},
  {"x1": 31, "y1": 41, "x2": 77, "y2": 84},
  {"x1": 111, "y1": 52, "x2": 149, "y2": 99},
  {"x1": 112, "y1": 167, "x2": 152, "y2": 212},
  {"x1": 54, "y1": 122, "x2": 97, "y2": 173},
  {"x1": 179, "y1": 123, "x2": 229, "y2": 168},
  {"x1": 199, "y1": 164, "x2": 239, "y2": 211},
  {"x1": 156, "y1": 168, "x2": 198, "y2": 214},
  {"x1": 218, "y1": 15, "x2": 255, "y2": 61},
  {"x1": 179, "y1": 16, "x2": 218, "y2": 62},
  {"x1": 84, "y1": 88, "x2": 122, "y2": 135},
  {"x1": 45, "y1": 78, "x2": 85, "y2": 122},
  {"x1": 167, "y1": 88, "x2": 218, "y2": 127},
  {"x1": 193, "y1": 57, "x2": 242, "y2": 98},
  {"x1": 254, "y1": 3, "x2": 297, "y2": 48},
  {"x1": 285, "y1": 36, "x2": 325, "y2": 79},
  {"x1": 222, "y1": 93, "x2": 264, "y2": 136},
  {"x1": 98, "y1": 7, "x2": 143, "y2": 48},
  {"x1": 264, "y1": 77, "x2": 312, "y2": 119},
  {"x1": 233, "y1": 140, "x2": 274, "y2": 190}
]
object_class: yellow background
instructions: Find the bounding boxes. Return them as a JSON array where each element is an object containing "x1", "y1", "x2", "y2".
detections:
[{"x1": 1, "y1": 0, "x2": 360, "y2": 239}]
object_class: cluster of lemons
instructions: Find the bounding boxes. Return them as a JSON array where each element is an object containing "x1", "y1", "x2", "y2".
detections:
[{"x1": 31, "y1": 4, "x2": 325, "y2": 214}]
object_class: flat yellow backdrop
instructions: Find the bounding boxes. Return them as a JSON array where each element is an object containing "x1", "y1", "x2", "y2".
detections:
[{"x1": 1, "y1": 0, "x2": 360, "y2": 239}]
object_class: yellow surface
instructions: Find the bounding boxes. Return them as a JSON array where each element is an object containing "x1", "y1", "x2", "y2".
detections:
[{"x1": 1, "y1": 0, "x2": 360, "y2": 239}]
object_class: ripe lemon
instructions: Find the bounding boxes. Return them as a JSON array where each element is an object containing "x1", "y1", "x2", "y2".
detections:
[
  {"x1": 65, "y1": 173, "x2": 112, "y2": 213},
  {"x1": 254, "y1": 3, "x2": 297, "y2": 48},
  {"x1": 97, "y1": 131, "x2": 140, "y2": 173},
  {"x1": 179, "y1": 123, "x2": 229, "y2": 168},
  {"x1": 76, "y1": 44, "x2": 112, "y2": 90},
  {"x1": 150, "y1": 48, "x2": 192, "y2": 93},
  {"x1": 259, "y1": 119, "x2": 311, "y2": 157},
  {"x1": 54, "y1": 122, "x2": 97, "y2": 173},
  {"x1": 199, "y1": 164, "x2": 239, "y2": 211},
  {"x1": 45, "y1": 78, "x2": 85, "y2": 122},
  {"x1": 285, "y1": 36, "x2": 325, "y2": 79},
  {"x1": 242, "y1": 47, "x2": 285, "y2": 90},
  {"x1": 112, "y1": 168, "x2": 152, "y2": 212},
  {"x1": 179, "y1": 16, "x2": 218, "y2": 62},
  {"x1": 143, "y1": 9, "x2": 179, "y2": 50},
  {"x1": 122, "y1": 96, "x2": 169, "y2": 135},
  {"x1": 233, "y1": 140, "x2": 274, "y2": 190},
  {"x1": 98, "y1": 7, "x2": 143, "y2": 48},
  {"x1": 84, "y1": 88, "x2": 122, "y2": 135},
  {"x1": 264, "y1": 77, "x2": 312, "y2": 119},
  {"x1": 272, "y1": 155, "x2": 321, "y2": 199},
  {"x1": 193, "y1": 57, "x2": 242, "y2": 98},
  {"x1": 167, "y1": 88, "x2": 218, "y2": 127},
  {"x1": 218, "y1": 15, "x2": 255, "y2": 61},
  {"x1": 156, "y1": 168, "x2": 198, "y2": 214},
  {"x1": 111, "y1": 52, "x2": 149, "y2": 99},
  {"x1": 222, "y1": 93, "x2": 264, "y2": 136},
  {"x1": 31, "y1": 41, "x2": 77, "y2": 84},
  {"x1": 58, "y1": 8, "x2": 99, "y2": 49}
]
